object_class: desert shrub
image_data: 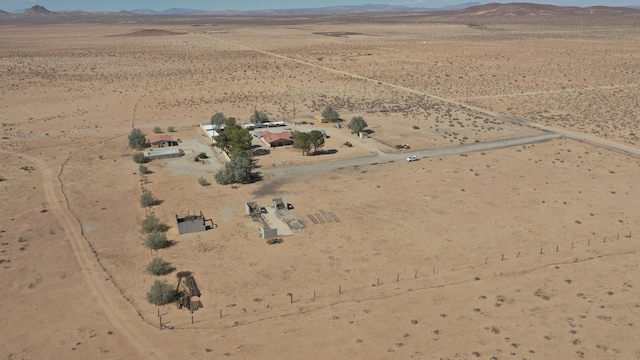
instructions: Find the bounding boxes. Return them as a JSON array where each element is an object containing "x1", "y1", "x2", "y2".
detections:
[
  {"x1": 167, "y1": 126, "x2": 176, "y2": 132},
  {"x1": 198, "y1": 176, "x2": 209, "y2": 186},
  {"x1": 197, "y1": 152, "x2": 208, "y2": 159},
  {"x1": 140, "y1": 191, "x2": 159, "y2": 207},
  {"x1": 146, "y1": 257, "x2": 171, "y2": 275},
  {"x1": 214, "y1": 169, "x2": 233, "y2": 185},
  {"x1": 266, "y1": 237, "x2": 283, "y2": 245},
  {"x1": 249, "y1": 110, "x2": 269, "y2": 123},
  {"x1": 128, "y1": 128, "x2": 147, "y2": 149},
  {"x1": 138, "y1": 164, "x2": 151, "y2": 174},
  {"x1": 146, "y1": 280, "x2": 177, "y2": 305},
  {"x1": 153, "y1": 126, "x2": 162, "y2": 134},
  {"x1": 145, "y1": 230, "x2": 169, "y2": 250},
  {"x1": 141, "y1": 214, "x2": 169, "y2": 234},
  {"x1": 132, "y1": 152, "x2": 149, "y2": 164}
]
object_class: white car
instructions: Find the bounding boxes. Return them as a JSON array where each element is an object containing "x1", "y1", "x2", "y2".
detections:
[{"x1": 406, "y1": 155, "x2": 418, "y2": 162}]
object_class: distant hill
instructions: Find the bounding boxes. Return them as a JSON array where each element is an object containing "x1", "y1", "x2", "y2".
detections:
[
  {"x1": 131, "y1": 2, "x2": 483, "y2": 15},
  {"x1": 1, "y1": 3, "x2": 639, "y2": 25},
  {"x1": 454, "y1": 2, "x2": 637, "y2": 16},
  {"x1": 23, "y1": 5, "x2": 55, "y2": 16},
  {"x1": 131, "y1": 8, "x2": 205, "y2": 15}
]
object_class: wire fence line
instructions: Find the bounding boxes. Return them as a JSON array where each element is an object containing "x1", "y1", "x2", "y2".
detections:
[{"x1": 156, "y1": 230, "x2": 636, "y2": 331}]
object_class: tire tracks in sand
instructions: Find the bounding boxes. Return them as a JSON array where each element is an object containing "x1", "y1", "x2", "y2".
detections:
[{"x1": 0, "y1": 145, "x2": 171, "y2": 359}]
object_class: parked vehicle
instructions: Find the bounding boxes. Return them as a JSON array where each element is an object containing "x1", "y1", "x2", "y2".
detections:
[{"x1": 406, "y1": 155, "x2": 418, "y2": 162}]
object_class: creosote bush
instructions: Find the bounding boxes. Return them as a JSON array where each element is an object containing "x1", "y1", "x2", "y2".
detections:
[
  {"x1": 198, "y1": 176, "x2": 209, "y2": 186},
  {"x1": 153, "y1": 126, "x2": 162, "y2": 134},
  {"x1": 138, "y1": 164, "x2": 151, "y2": 174}
]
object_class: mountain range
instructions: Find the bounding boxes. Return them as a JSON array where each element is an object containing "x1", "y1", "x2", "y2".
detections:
[{"x1": 2, "y1": 3, "x2": 640, "y2": 19}]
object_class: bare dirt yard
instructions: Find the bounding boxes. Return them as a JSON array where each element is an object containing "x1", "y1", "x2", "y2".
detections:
[{"x1": 1, "y1": 8, "x2": 639, "y2": 360}]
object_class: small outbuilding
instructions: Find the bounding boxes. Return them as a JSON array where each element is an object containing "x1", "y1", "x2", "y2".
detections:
[{"x1": 175, "y1": 211, "x2": 214, "y2": 235}]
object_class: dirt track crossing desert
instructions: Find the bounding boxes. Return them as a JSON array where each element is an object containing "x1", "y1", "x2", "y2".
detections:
[{"x1": 1, "y1": 3, "x2": 640, "y2": 359}]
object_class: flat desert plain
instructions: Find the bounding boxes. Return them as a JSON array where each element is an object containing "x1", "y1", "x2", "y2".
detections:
[{"x1": 1, "y1": 9, "x2": 640, "y2": 360}]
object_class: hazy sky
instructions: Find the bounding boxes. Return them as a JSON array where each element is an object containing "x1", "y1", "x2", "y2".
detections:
[{"x1": 2, "y1": 0, "x2": 640, "y2": 12}]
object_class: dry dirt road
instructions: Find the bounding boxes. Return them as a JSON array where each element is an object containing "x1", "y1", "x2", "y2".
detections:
[
  {"x1": 0, "y1": 147, "x2": 174, "y2": 360},
  {"x1": 261, "y1": 132, "x2": 562, "y2": 181}
]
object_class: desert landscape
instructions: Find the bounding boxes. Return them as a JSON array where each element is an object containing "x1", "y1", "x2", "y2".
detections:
[{"x1": 1, "y1": 3, "x2": 640, "y2": 359}]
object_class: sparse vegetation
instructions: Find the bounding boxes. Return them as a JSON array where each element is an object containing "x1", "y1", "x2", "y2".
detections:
[
  {"x1": 146, "y1": 280, "x2": 177, "y2": 305},
  {"x1": 145, "y1": 230, "x2": 170, "y2": 250},
  {"x1": 146, "y1": 257, "x2": 172, "y2": 275},
  {"x1": 198, "y1": 176, "x2": 209, "y2": 186},
  {"x1": 141, "y1": 214, "x2": 169, "y2": 234},
  {"x1": 138, "y1": 164, "x2": 151, "y2": 174},
  {"x1": 128, "y1": 128, "x2": 147, "y2": 150},
  {"x1": 249, "y1": 110, "x2": 269, "y2": 123},
  {"x1": 140, "y1": 191, "x2": 159, "y2": 207},
  {"x1": 153, "y1": 126, "x2": 162, "y2": 134},
  {"x1": 167, "y1": 126, "x2": 176, "y2": 132}
]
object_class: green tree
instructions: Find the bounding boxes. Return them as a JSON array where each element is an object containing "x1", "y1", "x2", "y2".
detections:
[
  {"x1": 348, "y1": 116, "x2": 368, "y2": 134},
  {"x1": 224, "y1": 117, "x2": 237, "y2": 127},
  {"x1": 213, "y1": 124, "x2": 252, "y2": 156},
  {"x1": 210, "y1": 112, "x2": 226, "y2": 128},
  {"x1": 145, "y1": 230, "x2": 170, "y2": 250},
  {"x1": 146, "y1": 280, "x2": 177, "y2": 305},
  {"x1": 140, "y1": 191, "x2": 159, "y2": 207},
  {"x1": 132, "y1": 152, "x2": 149, "y2": 164},
  {"x1": 321, "y1": 106, "x2": 340, "y2": 122},
  {"x1": 292, "y1": 131, "x2": 312, "y2": 156},
  {"x1": 250, "y1": 110, "x2": 269, "y2": 124},
  {"x1": 141, "y1": 214, "x2": 169, "y2": 234},
  {"x1": 146, "y1": 257, "x2": 171, "y2": 275},
  {"x1": 308, "y1": 130, "x2": 325, "y2": 154},
  {"x1": 128, "y1": 128, "x2": 147, "y2": 150},
  {"x1": 214, "y1": 155, "x2": 253, "y2": 185}
]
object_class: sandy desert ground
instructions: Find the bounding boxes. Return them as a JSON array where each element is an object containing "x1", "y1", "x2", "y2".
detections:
[{"x1": 1, "y1": 7, "x2": 640, "y2": 360}]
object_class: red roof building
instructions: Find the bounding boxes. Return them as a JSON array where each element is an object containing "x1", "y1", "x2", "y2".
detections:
[
  {"x1": 259, "y1": 131, "x2": 294, "y2": 147},
  {"x1": 148, "y1": 135, "x2": 174, "y2": 147}
]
